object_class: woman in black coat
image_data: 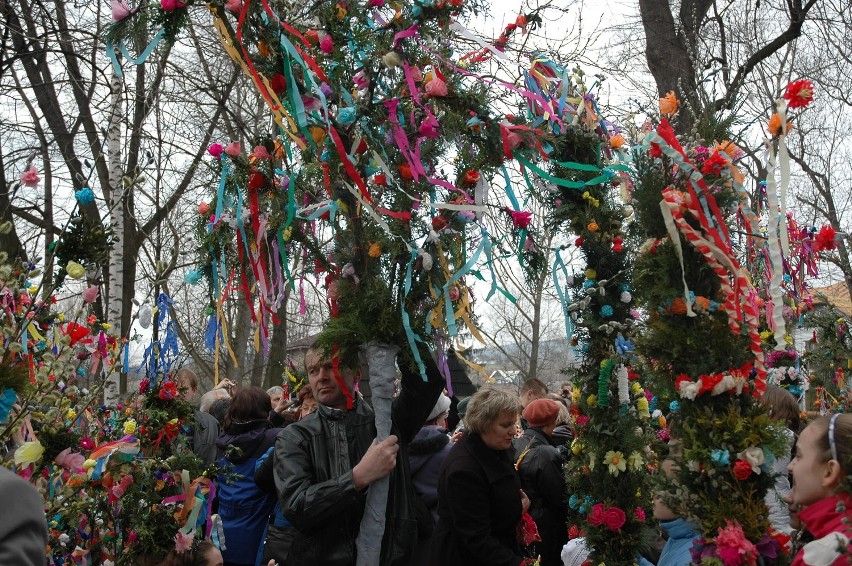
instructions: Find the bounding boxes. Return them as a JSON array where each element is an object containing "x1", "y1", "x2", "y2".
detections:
[
  {"x1": 431, "y1": 387, "x2": 528, "y2": 566},
  {"x1": 513, "y1": 398, "x2": 568, "y2": 566}
]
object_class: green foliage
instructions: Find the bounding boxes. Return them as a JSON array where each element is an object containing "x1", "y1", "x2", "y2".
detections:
[
  {"x1": 659, "y1": 395, "x2": 787, "y2": 542},
  {"x1": 51, "y1": 215, "x2": 112, "y2": 288}
]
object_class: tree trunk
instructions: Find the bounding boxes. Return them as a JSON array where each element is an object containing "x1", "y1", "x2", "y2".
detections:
[
  {"x1": 638, "y1": 0, "x2": 705, "y2": 133},
  {"x1": 105, "y1": 71, "x2": 124, "y2": 405},
  {"x1": 263, "y1": 293, "x2": 290, "y2": 389}
]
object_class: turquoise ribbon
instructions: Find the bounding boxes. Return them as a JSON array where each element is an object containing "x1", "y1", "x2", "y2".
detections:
[
  {"x1": 402, "y1": 248, "x2": 428, "y2": 381},
  {"x1": 552, "y1": 248, "x2": 575, "y2": 343},
  {"x1": 105, "y1": 29, "x2": 165, "y2": 78}
]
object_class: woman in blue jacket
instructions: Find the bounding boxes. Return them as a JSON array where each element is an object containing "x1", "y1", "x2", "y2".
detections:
[{"x1": 215, "y1": 387, "x2": 281, "y2": 566}]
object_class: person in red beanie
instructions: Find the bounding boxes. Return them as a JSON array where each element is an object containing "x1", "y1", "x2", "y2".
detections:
[{"x1": 512, "y1": 398, "x2": 568, "y2": 566}]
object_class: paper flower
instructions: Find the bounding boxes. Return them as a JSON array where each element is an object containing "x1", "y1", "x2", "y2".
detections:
[
  {"x1": 659, "y1": 91, "x2": 680, "y2": 116},
  {"x1": 425, "y1": 76, "x2": 448, "y2": 97},
  {"x1": 252, "y1": 145, "x2": 272, "y2": 160},
  {"x1": 20, "y1": 166, "x2": 40, "y2": 187},
  {"x1": 711, "y1": 449, "x2": 731, "y2": 466},
  {"x1": 75, "y1": 187, "x2": 95, "y2": 205},
  {"x1": 160, "y1": 0, "x2": 186, "y2": 11},
  {"x1": 604, "y1": 450, "x2": 626, "y2": 476},
  {"x1": 174, "y1": 530, "x2": 194, "y2": 552},
  {"x1": 609, "y1": 134, "x2": 625, "y2": 149},
  {"x1": 223, "y1": 142, "x2": 241, "y2": 157},
  {"x1": 381, "y1": 51, "x2": 403, "y2": 68},
  {"x1": 14, "y1": 440, "x2": 45, "y2": 467},
  {"x1": 65, "y1": 261, "x2": 86, "y2": 280},
  {"x1": 319, "y1": 34, "x2": 334, "y2": 54},
  {"x1": 813, "y1": 225, "x2": 837, "y2": 252},
  {"x1": 732, "y1": 460, "x2": 752, "y2": 480},
  {"x1": 508, "y1": 209, "x2": 532, "y2": 229},
  {"x1": 767, "y1": 113, "x2": 793, "y2": 136},
  {"x1": 368, "y1": 242, "x2": 382, "y2": 258},
  {"x1": 83, "y1": 285, "x2": 100, "y2": 304},
  {"x1": 715, "y1": 520, "x2": 758, "y2": 566},
  {"x1": 626, "y1": 451, "x2": 644, "y2": 472},
  {"x1": 736, "y1": 447, "x2": 765, "y2": 474},
  {"x1": 224, "y1": 0, "x2": 242, "y2": 13},
  {"x1": 463, "y1": 170, "x2": 480, "y2": 185},
  {"x1": 208, "y1": 143, "x2": 224, "y2": 159},
  {"x1": 111, "y1": 0, "x2": 131, "y2": 20},
  {"x1": 783, "y1": 79, "x2": 814, "y2": 109},
  {"x1": 603, "y1": 506, "x2": 626, "y2": 531},
  {"x1": 701, "y1": 150, "x2": 728, "y2": 176}
]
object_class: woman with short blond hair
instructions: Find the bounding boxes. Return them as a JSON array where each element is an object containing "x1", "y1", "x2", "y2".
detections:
[{"x1": 431, "y1": 387, "x2": 527, "y2": 565}]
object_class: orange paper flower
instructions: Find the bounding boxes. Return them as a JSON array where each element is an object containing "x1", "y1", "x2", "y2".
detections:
[
  {"x1": 659, "y1": 91, "x2": 680, "y2": 116},
  {"x1": 368, "y1": 242, "x2": 382, "y2": 258},
  {"x1": 609, "y1": 134, "x2": 625, "y2": 149},
  {"x1": 767, "y1": 113, "x2": 794, "y2": 137}
]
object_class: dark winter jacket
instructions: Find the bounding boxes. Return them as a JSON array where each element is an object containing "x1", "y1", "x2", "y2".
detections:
[
  {"x1": 513, "y1": 427, "x2": 568, "y2": 566},
  {"x1": 216, "y1": 420, "x2": 281, "y2": 565},
  {"x1": 273, "y1": 359, "x2": 443, "y2": 566},
  {"x1": 431, "y1": 432, "x2": 524, "y2": 566},
  {"x1": 408, "y1": 425, "x2": 452, "y2": 524}
]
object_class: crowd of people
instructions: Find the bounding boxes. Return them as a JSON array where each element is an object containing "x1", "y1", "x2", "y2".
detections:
[{"x1": 2, "y1": 349, "x2": 852, "y2": 566}]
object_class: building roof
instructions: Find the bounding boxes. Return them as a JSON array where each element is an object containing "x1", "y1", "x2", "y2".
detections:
[{"x1": 812, "y1": 281, "x2": 852, "y2": 316}]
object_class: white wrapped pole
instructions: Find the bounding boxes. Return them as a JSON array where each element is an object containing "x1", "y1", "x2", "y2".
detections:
[{"x1": 355, "y1": 342, "x2": 399, "y2": 566}]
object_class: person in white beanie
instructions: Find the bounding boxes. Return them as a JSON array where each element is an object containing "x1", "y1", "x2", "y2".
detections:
[{"x1": 408, "y1": 393, "x2": 453, "y2": 565}]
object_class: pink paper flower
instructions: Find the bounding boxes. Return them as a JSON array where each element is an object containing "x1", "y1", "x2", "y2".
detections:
[
  {"x1": 224, "y1": 0, "x2": 242, "y2": 13},
  {"x1": 319, "y1": 34, "x2": 334, "y2": 54},
  {"x1": 425, "y1": 77, "x2": 448, "y2": 97},
  {"x1": 160, "y1": 0, "x2": 186, "y2": 11},
  {"x1": 224, "y1": 142, "x2": 241, "y2": 157},
  {"x1": 207, "y1": 143, "x2": 224, "y2": 159},
  {"x1": 715, "y1": 520, "x2": 758, "y2": 566},
  {"x1": 174, "y1": 530, "x2": 194, "y2": 553},
  {"x1": 409, "y1": 66, "x2": 423, "y2": 82},
  {"x1": 252, "y1": 145, "x2": 272, "y2": 160},
  {"x1": 111, "y1": 0, "x2": 131, "y2": 21},
  {"x1": 418, "y1": 115, "x2": 440, "y2": 138},
  {"x1": 82, "y1": 286, "x2": 99, "y2": 304},
  {"x1": 20, "y1": 166, "x2": 40, "y2": 187},
  {"x1": 587, "y1": 503, "x2": 606, "y2": 526}
]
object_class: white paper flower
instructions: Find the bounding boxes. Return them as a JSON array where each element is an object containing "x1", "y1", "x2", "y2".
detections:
[{"x1": 737, "y1": 446, "x2": 765, "y2": 474}]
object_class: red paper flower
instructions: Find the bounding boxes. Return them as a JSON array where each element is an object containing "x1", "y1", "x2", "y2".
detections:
[
  {"x1": 701, "y1": 150, "x2": 729, "y2": 176},
  {"x1": 813, "y1": 225, "x2": 837, "y2": 252},
  {"x1": 507, "y1": 209, "x2": 533, "y2": 229},
  {"x1": 373, "y1": 174, "x2": 387, "y2": 186},
  {"x1": 733, "y1": 460, "x2": 752, "y2": 480},
  {"x1": 462, "y1": 170, "x2": 480, "y2": 185},
  {"x1": 603, "y1": 506, "x2": 626, "y2": 531},
  {"x1": 649, "y1": 142, "x2": 662, "y2": 158},
  {"x1": 158, "y1": 380, "x2": 178, "y2": 401},
  {"x1": 270, "y1": 74, "x2": 287, "y2": 94},
  {"x1": 784, "y1": 79, "x2": 814, "y2": 109},
  {"x1": 587, "y1": 503, "x2": 606, "y2": 526}
]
